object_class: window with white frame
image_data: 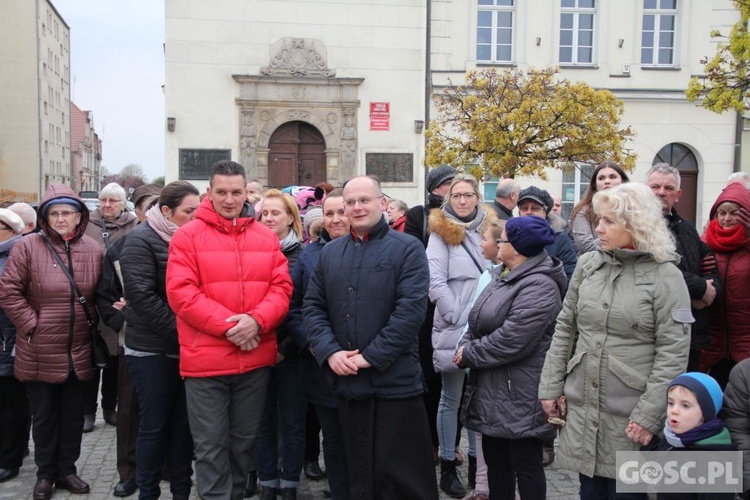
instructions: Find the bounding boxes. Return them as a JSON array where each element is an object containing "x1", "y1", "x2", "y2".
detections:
[
  {"x1": 561, "y1": 162, "x2": 595, "y2": 219},
  {"x1": 641, "y1": 0, "x2": 677, "y2": 66},
  {"x1": 559, "y1": 0, "x2": 596, "y2": 65},
  {"x1": 476, "y1": 0, "x2": 514, "y2": 63}
]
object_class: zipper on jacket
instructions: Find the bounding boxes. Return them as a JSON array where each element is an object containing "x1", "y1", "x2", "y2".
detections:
[
  {"x1": 65, "y1": 241, "x2": 75, "y2": 373},
  {"x1": 722, "y1": 253, "x2": 732, "y2": 362}
]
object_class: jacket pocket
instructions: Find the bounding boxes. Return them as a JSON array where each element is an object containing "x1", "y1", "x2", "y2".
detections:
[
  {"x1": 563, "y1": 350, "x2": 586, "y2": 406},
  {"x1": 604, "y1": 355, "x2": 648, "y2": 417}
]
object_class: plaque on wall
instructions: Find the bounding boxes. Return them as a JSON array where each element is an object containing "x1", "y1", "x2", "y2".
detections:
[
  {"x1": 364, "y1": 153, "x2": 414, "y2": 183},
  {"x1": 179, "y1": 149, "x2": 232, "y2": 180}
]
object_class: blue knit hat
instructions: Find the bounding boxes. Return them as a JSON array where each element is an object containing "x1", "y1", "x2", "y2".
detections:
[
  {"x1": 505, "y1": 215, "x2": 556, "y2": 257},
  {"x1": 668, "y1": 372, "x2": 723, "y2": 421},
  {"x1": 39, "y1": 197, "x2": 83, "y2": 218}
]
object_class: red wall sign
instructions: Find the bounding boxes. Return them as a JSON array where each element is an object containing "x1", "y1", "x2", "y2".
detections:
[{"x1": 370, "y1": 102, "x2": 390, "y2": 131}]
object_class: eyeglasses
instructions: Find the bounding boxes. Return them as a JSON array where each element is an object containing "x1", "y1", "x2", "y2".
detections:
[
  {"x1": 450, "y1": 192, "x2": 477, "y2": 201},
  {"x1": 99, "y1": 198, "x2": 123, "y2": 205},
  {"x1": 344, "y1": 196, "x2": 382, "y2": 207},
  {"x1": 48, "y1": 210, "x2": 78, "y2": 219},
  {"x1": 496, "y1": 239, "x2": 511, "y2": 245},
  {"x1": 0, "y1": 225, "x2": 12, "y2": 232}
]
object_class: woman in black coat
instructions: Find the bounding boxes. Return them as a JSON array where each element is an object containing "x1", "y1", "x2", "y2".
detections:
[{"x1": 121, "y1": 181, "x2": 200, "y2": 500}]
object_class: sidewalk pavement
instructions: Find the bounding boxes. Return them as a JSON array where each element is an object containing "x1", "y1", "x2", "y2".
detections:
[{"x1": 1, "y1": 409, "x2": 579, "y2": 499}]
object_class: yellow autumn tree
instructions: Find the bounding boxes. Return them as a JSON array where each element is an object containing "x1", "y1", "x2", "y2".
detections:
[
  {"x1": 425, "y1": 68, "x2": 636, "y2": 179},
  {"x1": 686, "y1": 0, "x2": 750, "y2": 113}
]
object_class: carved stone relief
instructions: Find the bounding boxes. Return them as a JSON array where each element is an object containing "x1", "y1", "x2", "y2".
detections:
[{"x1": 260, "y1": 38, "x2": 335, "y2": 78}]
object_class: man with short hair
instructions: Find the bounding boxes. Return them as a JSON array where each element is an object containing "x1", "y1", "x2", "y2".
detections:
[
  {"x1": 647, "y1": 163, "x2": 720, "y2": 370},
  {"x1": 167, "y1": 160, "x2": 292, "y2": 499},
  {"x1": 246, "y1": 179, "x2": 265, "y2": 199},
  {"x1": 517, "y1": 186, "x2": 578, "y2": 282},
  {"x1": 488, "y1": 178, "x2": 521, "y2": 220},
  {"x1": 304, "y1": 176, "x2": 439, "y2": 499}
]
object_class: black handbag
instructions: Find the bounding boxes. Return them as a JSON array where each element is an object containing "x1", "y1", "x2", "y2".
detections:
[{"x1": 40, "y1": 233, "x2": 112, "y2": 369}]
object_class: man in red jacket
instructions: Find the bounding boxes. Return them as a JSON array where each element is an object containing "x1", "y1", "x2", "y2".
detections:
[{"x1": 167, "y1": 160, "x2": 293, "y2": 499}]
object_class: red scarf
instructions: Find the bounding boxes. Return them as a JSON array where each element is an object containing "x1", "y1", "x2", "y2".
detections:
[{"x1": 705, "y1": 219, "x2": 745, "y2": 252}]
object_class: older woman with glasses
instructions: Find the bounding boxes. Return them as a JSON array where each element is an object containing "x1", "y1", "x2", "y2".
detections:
[
  {"x1": 0, "y1": 185, "x2": 103, "y2": 500},
  {"x1": 455, "y1": 215, "x2": 564, "y2": 500},
  {"x1": 427, "y1": 174, "x2": 487, "y2": 498}
]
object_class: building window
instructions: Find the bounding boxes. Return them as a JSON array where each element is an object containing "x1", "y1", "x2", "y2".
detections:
[
  {"x1": 641, "y1": 0, "x2": 677, "y2": 66},
  {"x1": 476, "y1": 0, "x2": 515, "y2": 63},
  {"x1": 560, "y1": 0, "x2": 595, "y2": 65},
  {"x1": 561, "y1": 162, "x2": 595, "y2": 219}
]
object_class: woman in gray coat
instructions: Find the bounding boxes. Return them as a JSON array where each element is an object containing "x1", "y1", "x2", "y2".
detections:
[
  {"x1": 455, "y1": 215, "x2": 565, "y2": 500},
  {"x1": 539, "y1": 183, "x2": 693, "y2": 500}
]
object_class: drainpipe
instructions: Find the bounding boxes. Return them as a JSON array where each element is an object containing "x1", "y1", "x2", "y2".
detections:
[
  {"x1": 423, "y1": 0, "x2": 432, "y2": 203},
  {"x1": 35, "y1": 0, "x2": 43, "y2": 198},
  {"x1": 734, "y1": 110, "x2": 743, "y2": 173}
]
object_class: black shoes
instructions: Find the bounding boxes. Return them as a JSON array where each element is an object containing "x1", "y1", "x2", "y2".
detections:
[
  {"x1": 103, "y1": 409, "x2": 118, "y2": 426},
  {"x1": 82, "y1": 413, "x2": 95, "y2": 433},
  {"x1": 0, "y1": 467, "x2": 19, "y2": 483},
  {"x1": 113, "y1": 478, "x2": 137, "y2": 497},
  {"x1": 303, "y1": 461, "x2": 325, "y2": 480},
  {"x1": 280, "y1": 487, "x2": 297, "y2": 500},
  {"x1": 32, "y1": 478, "x2": 53, "y2": 500},
  {"x1": 259, "y1": 485, "x2": 278, "y2": 500},
  {"x1": 440, "y1": 458, "x2": 467, "y2": 499},
  {"x1": 55, "y1": 473, "x2": 90, "y2": 494}
]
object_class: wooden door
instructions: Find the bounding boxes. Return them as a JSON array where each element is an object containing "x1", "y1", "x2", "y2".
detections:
[
  {"x1": 268, "y1": 121, "x2": 326, "y2": 188},
  {"x1": 679, "y1": 170, "x2": 698, "y2": 226}
]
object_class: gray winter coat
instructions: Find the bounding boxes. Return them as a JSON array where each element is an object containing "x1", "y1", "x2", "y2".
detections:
[
  {"x1": 539, "y1": 249, "x2": 693, "y2": 479},
  {"x1": 427, "y1": 209, "x2": 487, "y2": 373},
  {"x1": 460, "y1": 251, "x2": 566, "y2": 441}
]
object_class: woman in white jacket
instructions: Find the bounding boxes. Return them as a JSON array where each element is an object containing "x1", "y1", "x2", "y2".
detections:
[{"x1": 427, "y1": 174, "x2": 488, "y2": 498}]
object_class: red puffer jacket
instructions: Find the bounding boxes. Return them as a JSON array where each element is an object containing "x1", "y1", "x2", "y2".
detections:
[
  {"x1": 0, "y1": 185, "x2": 103, "y2": 383},
  {"x1": 166, "y1": 196, "x2": 293, "y2": 378},
  {"x1": 700, "y1": 183, "x2": 750, "y2": 371}
]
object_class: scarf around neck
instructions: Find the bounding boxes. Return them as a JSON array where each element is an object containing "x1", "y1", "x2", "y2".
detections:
[
  {"x1": 443, "y1": 204, "x2": 485, "y2": 232},
  {"x1": 663, "y1": 417, "x2": 724, "y2": 448},
  {"x1": 278, "y1": 229, "x2": 301, "y2": 253},
  {"x1": 705, "y1": 219, "x2": 745, "y2": 253},
  {"x1": 146, "y1": 204, "x2": 179, "y2": 243}
]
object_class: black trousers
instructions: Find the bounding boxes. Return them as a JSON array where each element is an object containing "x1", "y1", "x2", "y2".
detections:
[
  {"x1": 482, "y1": 436, "x2": 545, "y2": 500},
  {"x1": 304, "y1": 403, "x2": 321, "y2": 462},
  {"x1": 0, "y1": 376, "x2": 30, "y2": 469},
  {"x1": 116, "y1": 347, "x2": 139, "y2": 481},
  {"x1": 26, "y1": 374, "x2": 87, "y2": 480},
  {"x1": 315, "y1": 404, "x2": 348, "y2": 500},
  {"x1": 338, "y1": 396, "x2": 438, "y2": 500},
  {"x1": 83, "y1": 360, "x2": 118, "y2": 415}
]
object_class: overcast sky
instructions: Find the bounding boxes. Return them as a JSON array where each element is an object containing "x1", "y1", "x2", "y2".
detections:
[{"x1": 55, "y1": 0, "x2": 165, "y2": 182}]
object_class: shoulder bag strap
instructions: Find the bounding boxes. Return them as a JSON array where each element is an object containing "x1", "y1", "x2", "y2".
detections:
[
  {"x1": 100, "y1": 222, "x2": 110, "y2": 253},
  {"x1": 460, "y1": 240, "x2": 484, "y2": 274},
  {"x1": 39, "y1": 233, "x2": 95, "y2": 329}
]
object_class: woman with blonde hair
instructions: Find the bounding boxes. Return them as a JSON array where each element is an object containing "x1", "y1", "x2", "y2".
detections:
[
  {"x1": 570, "y1": 161, "x2": 630, "y2": 255},
  {"x1": 539, "y1": 182, "x2": 693, "y2": 499},
  {"x1": 428, "y1": 174, "x2": 487, "y2": 498},
  {"x1": 255, "y1": 189, "x2": 306, "y2": 498}
]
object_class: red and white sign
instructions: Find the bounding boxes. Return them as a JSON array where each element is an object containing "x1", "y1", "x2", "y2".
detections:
[{"x1": 369, "y1": 102, "x2": 390, "y2": 131}]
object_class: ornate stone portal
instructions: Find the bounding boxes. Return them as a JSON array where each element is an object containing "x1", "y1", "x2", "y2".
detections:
[{"x1": 233, "y1": 38, "x2": 362, "y2": 187}]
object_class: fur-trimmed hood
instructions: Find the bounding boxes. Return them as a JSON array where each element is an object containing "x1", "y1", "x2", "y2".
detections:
[{"x1": 428, "y1": 208, "x2": 486, "y2": 246}]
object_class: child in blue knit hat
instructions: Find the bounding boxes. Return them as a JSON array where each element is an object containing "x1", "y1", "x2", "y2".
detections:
[{"x1": 644, "y1": 372, "x2": 736, "y2": 499}]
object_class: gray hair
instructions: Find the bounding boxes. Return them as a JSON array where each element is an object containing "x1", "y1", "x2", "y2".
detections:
[
  {"x1": 646, "y1": 163, "x2": 681, "y2": 190},
  {"x1": 496, "y1": 179, "x2": 521, "y2": 199},
  {"x1": 100, "y1": 182, "x2": 128, "y2": 203},
  {"x1": 388, "y1": 199, "x2": 408, "y2": 212}
]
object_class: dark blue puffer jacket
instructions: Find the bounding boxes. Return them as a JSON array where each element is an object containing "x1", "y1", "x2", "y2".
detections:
[
  {"x1": 0, "y1": 234, "x2": 23, "y2": 377},
  {"x1": 303, "y1": 216, "x2": 429, "y2": 399}
]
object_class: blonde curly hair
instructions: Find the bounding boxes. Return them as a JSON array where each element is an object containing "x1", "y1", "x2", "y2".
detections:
[{"x1": 592, "y1": 182, "x2": 677, "y2": 263}]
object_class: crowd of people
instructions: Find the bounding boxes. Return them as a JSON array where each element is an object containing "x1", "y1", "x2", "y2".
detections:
[{"x1": 1, "y1": 159, "x2": 750, "y2": 500}]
